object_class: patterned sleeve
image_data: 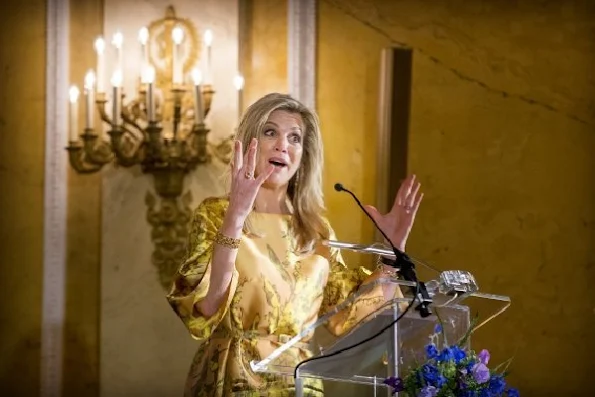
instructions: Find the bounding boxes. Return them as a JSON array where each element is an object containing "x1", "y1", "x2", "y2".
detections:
[
  {"x1": 318, "y1": 223, "x2": 387, "y2": 336},
  {"x1": 166, "y1": 197, "x2": 239, "y2": 341}
]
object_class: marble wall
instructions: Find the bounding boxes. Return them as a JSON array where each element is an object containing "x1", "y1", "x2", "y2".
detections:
[
  {"x1": 100, "y1": 1, "x2": 237, "y2": 395},
  {"x1": 0, "y1": 0, "x2": 46, "y2": 395},
  {"x1": 317, "y1": 0, "x2": 594, "y2": 394},
  {"x1": 241, "y1": 0, "x2": 288, "y2": 107}
]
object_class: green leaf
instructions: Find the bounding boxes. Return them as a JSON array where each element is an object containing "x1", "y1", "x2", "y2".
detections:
[
  {"x1": 457, "y1": 312, "x2": 480, "y2": 347},
  {"x1": 493, "y1": 355, "x2": 515, "y2": 374}
]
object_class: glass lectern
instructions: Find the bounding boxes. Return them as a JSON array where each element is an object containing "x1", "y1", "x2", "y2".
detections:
[{"x1": 250, "y1": 242, "x2": 511, "y2": 396}]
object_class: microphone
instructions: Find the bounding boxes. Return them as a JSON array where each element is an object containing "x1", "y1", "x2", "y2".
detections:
[{"x1": 334, "y1": 182, "x2": 432, "y2": 317}]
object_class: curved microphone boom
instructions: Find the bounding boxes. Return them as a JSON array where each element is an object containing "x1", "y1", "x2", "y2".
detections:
[
  {"x1": 334, "y1": 182, "x2": 432, "y2": 317},
  {"x1": 291, "y1": 182, "x2": 432, "y2": 380},
  {"x1": 333, "y1": 183, "x2": 401, "y2": 254}
]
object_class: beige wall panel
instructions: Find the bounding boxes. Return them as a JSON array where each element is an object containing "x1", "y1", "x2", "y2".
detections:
[{"x1": 318, "y1": 0, "x2": 595, "y2": 394}]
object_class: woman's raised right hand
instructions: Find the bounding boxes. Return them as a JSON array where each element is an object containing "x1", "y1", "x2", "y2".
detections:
[{"x1": 227, "y1": 138, "x2": 274, "y2": 222}]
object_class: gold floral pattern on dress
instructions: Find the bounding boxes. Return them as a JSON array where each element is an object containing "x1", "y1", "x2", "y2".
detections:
[{"x1": 166, "y1": 197, "x2": 389, "y2": 396}]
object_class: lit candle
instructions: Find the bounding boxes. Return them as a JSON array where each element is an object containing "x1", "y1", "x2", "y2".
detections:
[
  {"x1": 111, "y1": 70, "x2": 122, "y2": 128},
  {"x1": 142, "y1": 66, "x2": 156, "y2": 122},
  {"x1": 84, "y1": 70, "x2": 96, "y2": 129},
  {"x1": 112, "y1": 31, "x2": 123, "y2": 72},
  {"x1": 233, "y1": 73, "x2": 244, "y2": 122},
  {"x1": 172, "y1": 26, "x2": 184, "y2": 85},
  {"x1": 191, "y1": 68, "x2": 203, "y2": 124},
  {"x1": 94, "y1": 37, "x2": 105, "y2": 93},
  {"x1": 138, "y1": 27, "x2": 149, "y2": 78},
  {"x1": 69, "y1": 85, "x2": 80, "y2": 142},
  {"x1": 203, "y1": 29, "x2": 213, "y2": 84}
]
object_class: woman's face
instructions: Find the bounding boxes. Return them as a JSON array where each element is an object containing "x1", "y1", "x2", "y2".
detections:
[{"x1": 255, "y1": 110, "x2": 304, "y2": 189}]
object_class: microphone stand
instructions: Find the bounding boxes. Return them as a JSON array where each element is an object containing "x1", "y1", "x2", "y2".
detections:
[
  {"x1": 333, "y1": 183, "x2": 435, "y2": 395},
  {"x1": 392, "y1": 251, "x2": 433, "y2": 318},
  {"x1": 333, "y1": 183, "x2": 432, "y2": 317}
]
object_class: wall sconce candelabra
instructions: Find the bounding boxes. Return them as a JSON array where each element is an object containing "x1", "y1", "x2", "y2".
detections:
[{"x1": 66, "y1": 6, "x2": 238, "y2": 289}]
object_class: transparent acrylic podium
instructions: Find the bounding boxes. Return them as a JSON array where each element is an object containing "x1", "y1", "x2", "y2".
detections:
[{"x1": 250, "y1": 243, "x2": 511, "y2": 396}]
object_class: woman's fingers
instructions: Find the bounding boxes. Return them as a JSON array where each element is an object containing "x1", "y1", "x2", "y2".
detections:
[
  {"x1": 404, "y1": 181, "x2": 421, "y2": 209},
  {"x1": 363, "y1": 205, "x2": 381, "y2": 223},
  {"x1": 392, "y1": 174, "x2": 416, "y2": 213},
  {"x1": 244, "y1": 138, "x2": 257, "y2": 177},
  {"x1": 233, "y1": 140, "x2": 243, "y2": 174},
  {"x1": 413, "y1": 192, "x2": 424, "y2": 212}
]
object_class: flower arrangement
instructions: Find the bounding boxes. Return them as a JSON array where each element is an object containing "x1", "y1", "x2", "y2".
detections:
[{"x1": 383, "y1": 322, "x2": 519, "y2": 397}]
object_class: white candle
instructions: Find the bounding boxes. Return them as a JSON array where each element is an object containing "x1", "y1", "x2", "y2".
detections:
[
  {"x1": 233, "y1": 73, "x2": 244, "y2": 122},
  {"x1": 138, "y1": 27, "x2": 149, "y2": 78},
  {"x1": 94, "y1": 37, "x2": 105, "y2": 93},
  {"x1": 69, "y1": 85, "x2": 80, "y2": 142},
  {"x1": 203, "y1": 29, "x2": 213, "y2": 83},
  {"x1": 191, "y1": 68, "x2": 203, "y2": 124},
  {"x1": 111, "y1": 70, "x2": 122, "y2": 128},
  {"x1": 172, "y1": 26, "x2": 184, "y2": 85},
  {"x1": 84, "y1": 70, "x2": 96, "y2": 129},
  {"x1": 112, "y1": 31, "x2": 123, "y2": 73},
  {"x1": 142, "y1": 66, "x2": 156, "y2": 122}
]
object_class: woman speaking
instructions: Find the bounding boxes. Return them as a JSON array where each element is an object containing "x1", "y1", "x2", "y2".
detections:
[{"x1": 167, "y1": 93, "x2": 423, "y2": 396}]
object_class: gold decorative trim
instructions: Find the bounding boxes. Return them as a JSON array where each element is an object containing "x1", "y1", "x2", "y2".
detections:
[
  {"x1": 148, "y1": 6, "x2": 200, "y2": 89},
  {"x1": 146, "y1": 191, "x2": 193, "y2": 290}
]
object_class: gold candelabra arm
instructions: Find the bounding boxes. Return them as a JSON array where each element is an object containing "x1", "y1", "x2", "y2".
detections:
[
  {"x1": 208, "y1": 134, "x2": 234, "y2": 164},
  {"x1": 79, "y1": 129, "x2": 114, "y2": 165},
  {"x1": 97, "y1": 97, "x2": 143, "y2": 143},
  {"x1": 143, "y1": 122, "x2": 172, "y2": 165},
  {"x1": 185, "y1": 123, "x2": 211, "y2": 164},
  {"x1": 108, "y1": 127, "x2": 145, "y2": 167},
  {"x1": 121, "y1": 102, "x2": 147, "y2": 137},
  {"x1": 66, "y1": 140, "x2": 110, "y2": 174},
  {"x1": 96, "y1": 97, "x2": 113, "y2": 127}
]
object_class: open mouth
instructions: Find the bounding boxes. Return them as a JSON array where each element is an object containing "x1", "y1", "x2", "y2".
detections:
[{"x1": 268, "y1": 158, "x2": 288, "y2": 168}]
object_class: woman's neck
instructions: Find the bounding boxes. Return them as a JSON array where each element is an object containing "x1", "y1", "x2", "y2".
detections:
[{"x1": 254, "y1": 185, "x2": 289, "y2": 214}]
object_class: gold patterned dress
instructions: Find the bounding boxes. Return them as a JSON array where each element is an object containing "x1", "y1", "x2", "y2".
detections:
[{"x1": 166, "y1": 197, "x2": 387, "y2": 396}]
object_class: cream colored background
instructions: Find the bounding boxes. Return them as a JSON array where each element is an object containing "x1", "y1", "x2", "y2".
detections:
[{"x1": 100, "y1": 1, "x2": 236, "y2": 395}]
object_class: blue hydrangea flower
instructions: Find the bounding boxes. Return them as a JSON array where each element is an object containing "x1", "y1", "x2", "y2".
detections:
[
  {"x1": 507, "y1": 388, "x2": 520, "y2": 397},
  {"x1": 451, "y1": 345, "x2": 466, "y2": 363},
  {"x1": 421, "y1": 363, "x2": 440, "y2": 385},
  {"x1": 383, "y1": 376, "x2": 404, "y2": 393},
  {"x1": 425, "y1": 344, "x2": 439, "y2": 360},
  {"x1": 461, "y1": 391, "x2": 477, "y2": 397},
  {"x1": 434, "y1": 324, "x2": 443, "y2": 334},
  {"x1": 472, "y1": 363, "x2": 490, "y2": 384},
  {"x1": 477, "y1": 349, "x2": 490, "y2": 365},
  {"x1": 438, "y1": 347, "x2": 454, "y2": 362},
  {"x1": 418, "y1": 386, "x2": 438, "y2": 397},
  {"x1": 488, "y1": 375, "x2": 507, "y2": 394}
]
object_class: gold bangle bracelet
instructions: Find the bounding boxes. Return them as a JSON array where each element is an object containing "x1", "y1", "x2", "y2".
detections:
[{"x1": 214, "y1": 231, "x2": 241, "y2": 249}]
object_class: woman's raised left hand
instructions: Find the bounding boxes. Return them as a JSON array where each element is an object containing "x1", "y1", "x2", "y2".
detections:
[{"x1": 363, "y1": 174, "x2": 424, "y2": 252}]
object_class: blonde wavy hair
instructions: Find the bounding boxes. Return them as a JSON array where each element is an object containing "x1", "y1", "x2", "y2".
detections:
[{"x1": 234, "y1": 93, "x2": 328, "y2": 252}]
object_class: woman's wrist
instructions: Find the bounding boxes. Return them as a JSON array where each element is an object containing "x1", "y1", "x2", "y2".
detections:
[{"x1": 221, "y1": 205, "x2": 248, "y2": 237}]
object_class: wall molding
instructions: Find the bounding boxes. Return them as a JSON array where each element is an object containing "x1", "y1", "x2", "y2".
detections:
[
  {"x1": 287, "y1": 0, "x2": 316, "y2": 109},
  {"x1": 41, "y1": 0, "x2": 69, "y2": 395}
]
